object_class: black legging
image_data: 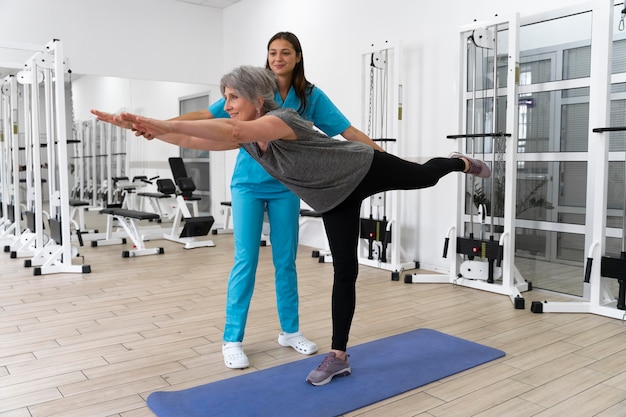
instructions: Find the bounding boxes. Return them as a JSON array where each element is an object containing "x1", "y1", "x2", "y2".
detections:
[{"x1": 321, "y1": 151, "x2": 465, "y2": 351}]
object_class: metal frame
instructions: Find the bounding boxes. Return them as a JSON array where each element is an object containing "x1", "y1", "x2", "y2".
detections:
[
  {"x1": 406, "y1": 13, "x2": 529, "y2": 304},
  {"x1": 534, "y1": 0, "x2": 626, "y2": 320},
  {"x1": 0, "y1": 75, "x2": 23, "y2": 247},
  {"x1": 349, "y1": 40, "x2": 417, "y2": 278},
  {"x1": 8, "y1": 39, "x2": 90, "y2": 274}
]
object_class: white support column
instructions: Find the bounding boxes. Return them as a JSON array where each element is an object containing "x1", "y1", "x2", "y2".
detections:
[
  {"x1": 8, "y1": 76, "x2": 22, "y2": 241},
  {"x1": 539, "y1": 0, "x2": 623, "y2": 319},
  {"x1": 501, "y1": 12, "x2": 521, "y2": 301},
  {"x1": 42, "y1": 39, "x2": 90, "y2": 274},
  {"x1": 89, "y1": 119, "x2": 98, "y2": 206},
  {"x1": 106, "y1": 123, "x2": 113, "y2": 205},
  {"x1": 0, "y1": 78, "x2": 12, "y2": 238},
  {"x1": 586, "y1": 0, "x2": 612, "y2": 311}
]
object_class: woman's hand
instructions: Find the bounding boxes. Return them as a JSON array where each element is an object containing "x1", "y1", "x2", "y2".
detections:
[
  {"x1": 90, "y1": 109, "x2": 132, "y2": 129},
  {"x1": 119, "y1": 113, "x2": 172, "y2": 139},
  {"x1": 90, "y1": 109, "x2": 156, "y2": 139}
]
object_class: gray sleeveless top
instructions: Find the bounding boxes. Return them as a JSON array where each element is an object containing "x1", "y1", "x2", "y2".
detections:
[{"x1": 240, "y1": 108, "x2": 374, "y2": 213}]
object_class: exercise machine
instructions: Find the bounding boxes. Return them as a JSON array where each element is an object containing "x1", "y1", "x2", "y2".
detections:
[
  {"x1": 406, "y1": 15, "x2": 529, "y2": 306},
  {"x1": 316, "y1": 41, "x2": 418, "y2": 279},
  {"x1": 0, "y1": 75, "x2": 23, "y2": 248},
  {"x1": 165, "y1": 157, "x2": 215, "y2": 248},
  {"x1": 531, "y1": 2, "x2": 626, "y2": 320},
  {"x1": 96, "y1": 206, "x2": 164, "y2": 257},
  {"x1": 7, "y1": 39, "x2": 90, "y2": 274}
]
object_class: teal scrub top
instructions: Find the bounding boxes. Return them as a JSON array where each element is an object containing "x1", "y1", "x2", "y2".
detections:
[{"x1": 208, "y1": 85, "x2": 351, "y2": 193}]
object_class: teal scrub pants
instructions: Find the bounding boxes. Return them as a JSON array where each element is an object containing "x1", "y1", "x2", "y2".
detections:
[{"x1": 223, "y1": 188, "x2": 301, "y2": 342}]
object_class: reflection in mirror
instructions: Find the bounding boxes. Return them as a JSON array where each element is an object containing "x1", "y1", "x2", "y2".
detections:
[
  {"x1": 520, "y1": 11, "x2": 592, "y2": 84},
  {"x1": 70, "y1": 74, "x2": 215, "y2": 214}
]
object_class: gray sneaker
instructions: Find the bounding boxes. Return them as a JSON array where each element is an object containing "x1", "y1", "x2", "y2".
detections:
[
  {"x1": 449, "y1": 152, "x2": 491, "y2": 178},
  {"x1": 306, "y1": 352, "x2": 351, "y2": 386}
]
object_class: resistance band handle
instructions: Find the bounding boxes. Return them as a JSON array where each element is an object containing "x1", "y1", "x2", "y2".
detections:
[
  {"x1": 584, "y1": 257, "x2": 593, "y2": 283},
  {"x1": 443, "y1": 237, "x2": 449, "y2": 258}
]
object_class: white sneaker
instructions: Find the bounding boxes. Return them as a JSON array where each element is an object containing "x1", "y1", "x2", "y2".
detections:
[
  {"x1": 278, "y1": 331, "x2": 318, "y2": 355},
  {"x1": 222, "y1": 342, "x2": 249, "y2": 369}
]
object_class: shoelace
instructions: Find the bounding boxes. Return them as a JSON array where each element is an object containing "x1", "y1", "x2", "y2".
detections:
[
  {"x1": 316, "y1": 354, "x2": 337, "y2": 370},
  {"x1": 317, "y1": 353, "x2": 349, "y2": 370}
]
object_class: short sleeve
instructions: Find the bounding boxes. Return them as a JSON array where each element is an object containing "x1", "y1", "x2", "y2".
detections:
[
  {"x1": 208, "y1": 97, "x2": 229, "y2": 119},
  {"x1": 306, "y1": 86, "x2": 351, "y2": 137}
]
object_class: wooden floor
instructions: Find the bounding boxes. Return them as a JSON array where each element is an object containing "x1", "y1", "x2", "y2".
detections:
[{"x1": 1, "y1": 220, "x2": 626, "y2": 416}]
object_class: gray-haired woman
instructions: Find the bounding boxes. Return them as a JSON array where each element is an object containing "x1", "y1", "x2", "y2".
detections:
[{"x1": 92, "y1": 65, "x2": 489, "y2": 386}]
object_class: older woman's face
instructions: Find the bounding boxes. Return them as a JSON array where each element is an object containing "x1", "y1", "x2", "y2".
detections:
[{"x1": 223, "y1": 87, "x2": 259, "y2": 121}]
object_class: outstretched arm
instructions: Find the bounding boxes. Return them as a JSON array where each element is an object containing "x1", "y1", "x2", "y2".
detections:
[
  {"x1": 91, "y1": 108, "x2": 215, "y2": 139},
  {"x1": 90, "y1": 109, "x2": 135, "y2": 130},
  {"x1": 118, "y1": 113, "x2": 238, "y2": 151},
  {"x1": 119, "y1": 112, "x2": 297, "y2": 151}
]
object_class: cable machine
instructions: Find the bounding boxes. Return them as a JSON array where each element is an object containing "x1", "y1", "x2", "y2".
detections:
[
  {"x1": 406, "y1": 14, "x2": 529, "y2": 306},
  {"x1": 0, "y1": 78, "x2": 9, "y2": 234},
  {"x1": 0, "y1": 75, "x2": 23, "y2": 247},
  {"x1": 530, "y1": 1, "x2": 626, "y2": 320},
  {"x1": 357, "y1": 41, "x2": 417, "y2": 279},
  {"x1": 6, "y1": 61, "x2": 47, "y2": 259},
  {"x1": 11, "y1": 39, "x2": 90, "y2": 275}
]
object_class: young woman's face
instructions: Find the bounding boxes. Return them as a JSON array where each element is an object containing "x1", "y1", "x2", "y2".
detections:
[
  {"x1": 223, "y1": 87, "x2": 259, "y2": 121},
  {"x1": 267, "y1": 38, "x2": 301, "y2": 77}
]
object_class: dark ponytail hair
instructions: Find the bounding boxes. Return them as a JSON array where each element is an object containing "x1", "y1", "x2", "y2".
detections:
[{"x1": 265, "y1": 31, "x2": 314, "y2": 115}]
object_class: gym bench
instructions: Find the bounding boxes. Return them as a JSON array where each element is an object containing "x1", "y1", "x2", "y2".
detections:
[{"x1": 93, "y1": 207, "x2": 165, "y2": 257}]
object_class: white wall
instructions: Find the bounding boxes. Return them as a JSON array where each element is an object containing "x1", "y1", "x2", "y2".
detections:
[
  {"x1": 0, "y1": 0, "x2": 223, "y2": 84},
  {"x1": 0, "y1": 0, "x2": 591, "y2": 270},
  {"x1": 0, "y1": 0, "x2": 226, "y2": 207},
  {"x1": 72, "y1": 75, "x2": 218, "y2": 184},
  {"x1": 221, "y1": 0, "x2": 588, "y2": 270}
]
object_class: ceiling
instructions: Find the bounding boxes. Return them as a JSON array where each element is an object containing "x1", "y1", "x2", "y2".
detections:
[
  {"x1": 173, "y1": 0, "x2": 241, "y2": 8},
  {"x1": 0, "y1": 0, "x2": 241, "y2": 80}
]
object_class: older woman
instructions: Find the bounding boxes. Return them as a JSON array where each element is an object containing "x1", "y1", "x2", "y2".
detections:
[{"x1": 92, "y1": 65, "x2": 489, "y2": 386}]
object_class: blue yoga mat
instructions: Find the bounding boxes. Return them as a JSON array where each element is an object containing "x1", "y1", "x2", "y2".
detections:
[{"x1": 147, "y1": 328, "x2": 505, "y2": 417}]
